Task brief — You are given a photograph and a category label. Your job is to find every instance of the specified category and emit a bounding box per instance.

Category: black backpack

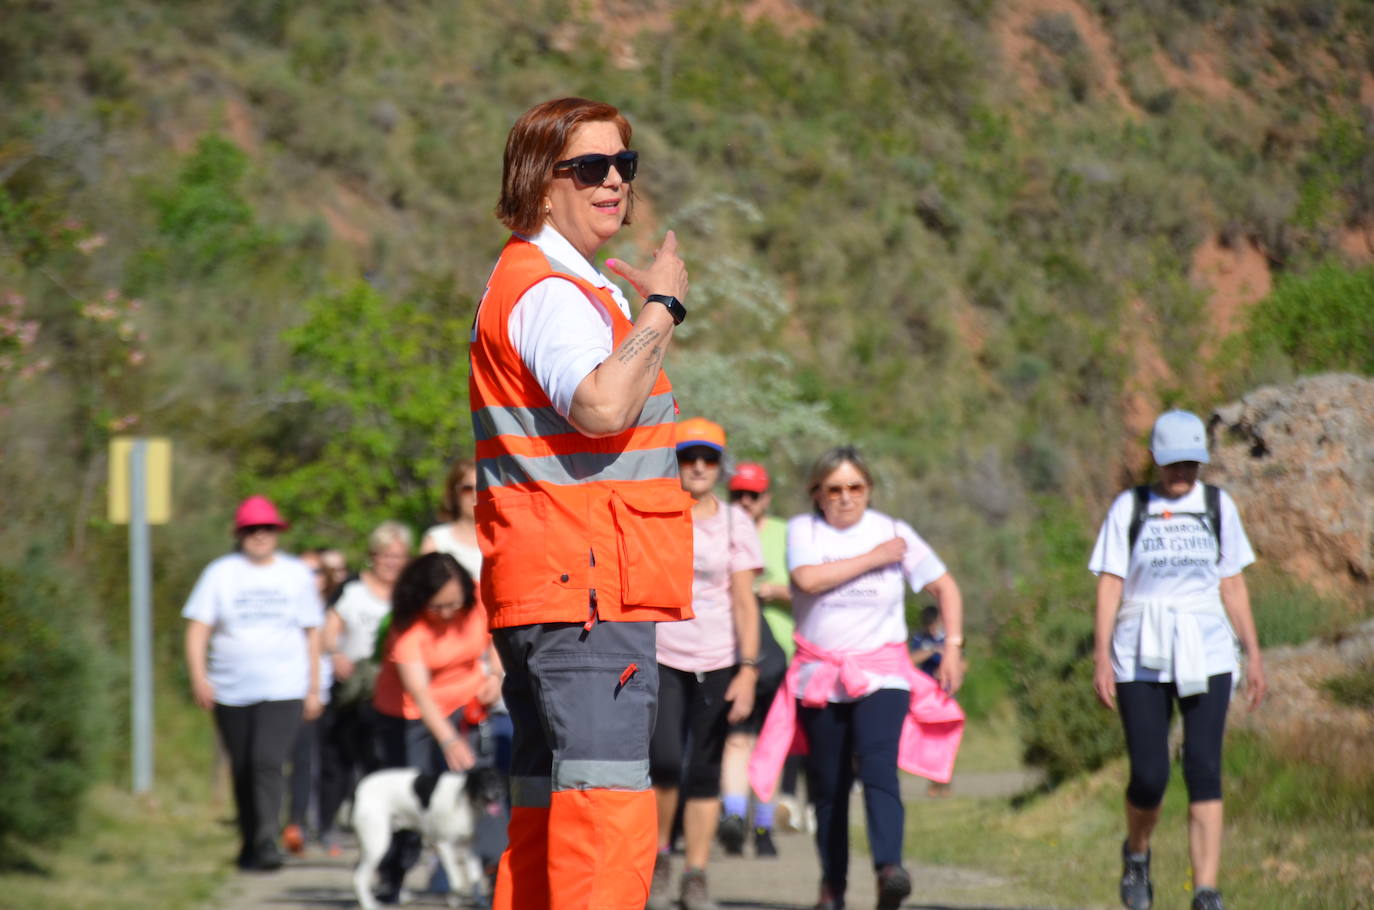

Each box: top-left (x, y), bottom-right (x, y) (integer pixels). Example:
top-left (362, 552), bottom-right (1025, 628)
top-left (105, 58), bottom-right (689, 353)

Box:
top-left (1127, 483), bottom-right (1222, 563)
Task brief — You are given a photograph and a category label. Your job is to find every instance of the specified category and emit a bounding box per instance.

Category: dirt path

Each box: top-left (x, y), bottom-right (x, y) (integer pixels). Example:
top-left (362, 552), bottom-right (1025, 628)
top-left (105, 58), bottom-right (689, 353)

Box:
top-left (202, 770), bottom-right (1068, 910)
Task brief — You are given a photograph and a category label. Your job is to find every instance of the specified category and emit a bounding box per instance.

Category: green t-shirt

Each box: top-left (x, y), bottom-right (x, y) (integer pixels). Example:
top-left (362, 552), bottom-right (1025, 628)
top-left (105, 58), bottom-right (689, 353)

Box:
top-left (757, 515), bottom-right (795, 661)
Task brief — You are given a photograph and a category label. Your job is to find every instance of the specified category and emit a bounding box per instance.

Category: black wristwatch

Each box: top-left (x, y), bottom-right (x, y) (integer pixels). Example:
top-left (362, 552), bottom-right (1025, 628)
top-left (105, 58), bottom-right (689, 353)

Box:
top-left (645, 294), bottom-right (686, 325)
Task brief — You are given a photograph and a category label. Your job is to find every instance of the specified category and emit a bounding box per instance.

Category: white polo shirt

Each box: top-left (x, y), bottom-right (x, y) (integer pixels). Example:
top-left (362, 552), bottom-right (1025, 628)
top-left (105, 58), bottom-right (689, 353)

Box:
top-left (508, 225), bottom-right (633, 417)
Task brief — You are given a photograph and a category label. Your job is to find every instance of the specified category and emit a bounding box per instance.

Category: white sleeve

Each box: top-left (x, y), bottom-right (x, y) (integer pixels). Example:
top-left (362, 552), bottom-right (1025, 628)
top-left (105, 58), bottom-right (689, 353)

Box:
top-left (896, 520), bottom-right (947, 592)
top-left (1217, 490), bottom-right (1256, 578)
top-left (508, 277), bottom-right (615, 418)
top-left (786, 515), bottom-right (823, 571)
top-left (1089, 491), bottom-right (1133, 577)
top-left (181, 561), bottom-right (221, 624)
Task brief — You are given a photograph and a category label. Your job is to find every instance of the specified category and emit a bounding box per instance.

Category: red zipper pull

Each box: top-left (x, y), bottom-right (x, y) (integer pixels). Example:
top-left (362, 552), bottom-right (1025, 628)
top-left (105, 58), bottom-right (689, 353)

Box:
top-left (619, 663), bottom-right (639, 686)
top-left (584, 590), bottom-right (599, 632)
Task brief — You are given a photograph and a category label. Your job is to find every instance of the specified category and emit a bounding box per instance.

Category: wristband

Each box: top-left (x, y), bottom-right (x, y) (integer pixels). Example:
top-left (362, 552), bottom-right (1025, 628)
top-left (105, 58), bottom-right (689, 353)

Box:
top-left (945, 636), bottom-right (964, 647)
top-left (739, 656), bottom-right (760, 668)
top-left (645, 294), bottom-right (686, 325)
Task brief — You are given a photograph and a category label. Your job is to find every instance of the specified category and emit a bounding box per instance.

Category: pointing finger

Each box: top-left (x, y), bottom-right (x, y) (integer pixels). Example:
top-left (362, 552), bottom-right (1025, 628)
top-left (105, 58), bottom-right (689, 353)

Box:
top-left (658, 230), bottom-right (677, 255)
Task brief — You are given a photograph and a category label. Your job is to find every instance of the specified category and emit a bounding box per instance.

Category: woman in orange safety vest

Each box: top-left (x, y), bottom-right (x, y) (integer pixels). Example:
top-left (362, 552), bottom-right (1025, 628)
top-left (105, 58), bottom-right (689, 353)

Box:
top-left (470, 96), bottom-right (695, 910)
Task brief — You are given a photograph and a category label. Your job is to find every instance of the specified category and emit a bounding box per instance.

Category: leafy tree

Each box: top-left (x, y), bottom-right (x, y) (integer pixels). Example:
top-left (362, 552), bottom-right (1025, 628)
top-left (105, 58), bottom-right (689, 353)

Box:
top-left (247, 281), bottom-right (475, 550)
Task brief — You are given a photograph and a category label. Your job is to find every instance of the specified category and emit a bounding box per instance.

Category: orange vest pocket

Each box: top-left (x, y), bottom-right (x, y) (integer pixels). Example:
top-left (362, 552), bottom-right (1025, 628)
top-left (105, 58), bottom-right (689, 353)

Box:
top-left (476, 495), bottom-right (549, 607)
top-left (609, 487), bottom-right (694, 608)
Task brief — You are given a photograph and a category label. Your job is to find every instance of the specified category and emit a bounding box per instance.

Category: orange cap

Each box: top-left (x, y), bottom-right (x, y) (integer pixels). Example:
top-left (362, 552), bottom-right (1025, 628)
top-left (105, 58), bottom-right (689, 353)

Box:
top-left (674, 417), bottom-right (725, 452)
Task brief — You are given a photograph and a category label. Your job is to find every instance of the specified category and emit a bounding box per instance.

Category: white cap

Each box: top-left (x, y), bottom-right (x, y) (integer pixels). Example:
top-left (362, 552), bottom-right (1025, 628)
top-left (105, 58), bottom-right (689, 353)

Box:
top-left (1151, 410), bottom-right (1209, 466)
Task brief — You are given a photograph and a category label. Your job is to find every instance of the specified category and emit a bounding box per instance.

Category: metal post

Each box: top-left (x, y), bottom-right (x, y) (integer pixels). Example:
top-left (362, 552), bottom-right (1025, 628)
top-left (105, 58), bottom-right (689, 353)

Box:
top-left (129, 439), bottom-right (154, 793)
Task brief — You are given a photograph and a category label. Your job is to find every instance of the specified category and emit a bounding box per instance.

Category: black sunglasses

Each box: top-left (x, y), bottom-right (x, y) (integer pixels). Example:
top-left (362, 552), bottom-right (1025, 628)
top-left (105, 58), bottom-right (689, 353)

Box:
top-left (239, 524), bottom-right (281, 536)
top-left (677, 446), bottom-right (721, 466)
top-left (553, 151), bottom-right (638, 185)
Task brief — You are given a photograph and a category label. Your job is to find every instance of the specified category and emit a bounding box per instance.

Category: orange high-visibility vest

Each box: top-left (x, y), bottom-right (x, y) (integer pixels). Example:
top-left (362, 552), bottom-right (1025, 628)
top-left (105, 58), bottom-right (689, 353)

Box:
top-left (469, 236), bottom-right (694, 629)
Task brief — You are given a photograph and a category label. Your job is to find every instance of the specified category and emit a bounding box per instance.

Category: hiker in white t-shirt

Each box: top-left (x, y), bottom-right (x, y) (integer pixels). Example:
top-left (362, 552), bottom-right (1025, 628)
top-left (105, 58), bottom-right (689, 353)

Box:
top-left (182, 495), bottom-right (323, 872)
top-left (787, 446), bottom-right (965, 910)
top-left (1090, 410), bottom-right (1267, 910)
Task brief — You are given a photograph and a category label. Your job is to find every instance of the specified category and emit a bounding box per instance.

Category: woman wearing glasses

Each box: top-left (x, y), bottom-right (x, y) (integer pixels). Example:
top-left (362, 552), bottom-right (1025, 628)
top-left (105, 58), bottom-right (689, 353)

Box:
top-left (749, 447), bottom-right (966, 910)
top-left (421, 458), bottom-right (482, 580)
top-left (471, 97), bottom-right (694, 910)
top-left (648, 418), bottom-right (761, 910)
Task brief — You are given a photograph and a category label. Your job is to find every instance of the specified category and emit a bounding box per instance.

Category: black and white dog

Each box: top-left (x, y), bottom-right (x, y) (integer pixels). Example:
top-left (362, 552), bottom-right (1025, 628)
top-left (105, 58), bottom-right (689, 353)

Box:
top-left (351, 765), bottom-right (505, 910)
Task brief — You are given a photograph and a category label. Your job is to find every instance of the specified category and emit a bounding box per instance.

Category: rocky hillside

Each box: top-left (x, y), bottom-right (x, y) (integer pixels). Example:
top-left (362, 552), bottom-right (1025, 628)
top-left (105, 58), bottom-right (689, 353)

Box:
top-left (1209, 373), bottom-right (1374, 595)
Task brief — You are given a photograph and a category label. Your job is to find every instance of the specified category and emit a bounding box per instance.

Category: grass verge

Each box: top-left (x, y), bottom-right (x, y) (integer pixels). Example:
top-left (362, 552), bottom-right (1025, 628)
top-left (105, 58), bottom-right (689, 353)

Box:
top-left (0, 687), bottom-right (233, 910)
top-left (901, 723), bottom-right (1374, 909)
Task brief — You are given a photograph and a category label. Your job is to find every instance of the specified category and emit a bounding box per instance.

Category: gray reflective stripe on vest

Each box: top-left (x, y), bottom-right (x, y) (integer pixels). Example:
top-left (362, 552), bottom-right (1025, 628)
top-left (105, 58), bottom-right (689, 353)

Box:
top-left (473, 391), bottom-right (675, 444)
top-left (478, 446), bottom-right (675, 489)
top-left (553, 758), bottom-right (651, 792)
top-left (509, 775), bottom-right (552, 809)
top-left (473, 402), bottom-right (572, 443)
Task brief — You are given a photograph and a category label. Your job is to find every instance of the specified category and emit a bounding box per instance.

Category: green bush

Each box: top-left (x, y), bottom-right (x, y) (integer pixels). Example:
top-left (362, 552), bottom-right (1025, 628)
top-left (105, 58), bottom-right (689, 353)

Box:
top-left (1236, 261), bottom-right (1374, 376)
top-left (996, 501), bottom-right (1122, 782)
top-left (0, 561), bottom-right (113, 868)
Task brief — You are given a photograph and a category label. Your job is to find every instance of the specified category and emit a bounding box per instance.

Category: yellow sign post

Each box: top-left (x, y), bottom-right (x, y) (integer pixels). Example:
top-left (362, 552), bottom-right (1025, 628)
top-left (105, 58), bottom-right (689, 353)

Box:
top-left (109, 436), bottom-right (171, 794)
top-left (108, 436), bottom-right (171, 524)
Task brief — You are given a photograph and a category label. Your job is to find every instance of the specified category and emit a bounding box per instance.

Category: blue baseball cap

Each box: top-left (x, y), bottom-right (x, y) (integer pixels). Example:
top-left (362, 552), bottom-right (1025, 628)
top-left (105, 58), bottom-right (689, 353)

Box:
top-left (1151, 410), bottom-right (1209, 466)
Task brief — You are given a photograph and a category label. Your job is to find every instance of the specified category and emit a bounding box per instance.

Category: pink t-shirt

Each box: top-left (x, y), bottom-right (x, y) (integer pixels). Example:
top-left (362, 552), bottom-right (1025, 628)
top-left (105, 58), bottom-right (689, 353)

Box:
top-left (656, 499), bottom-right (763, 672)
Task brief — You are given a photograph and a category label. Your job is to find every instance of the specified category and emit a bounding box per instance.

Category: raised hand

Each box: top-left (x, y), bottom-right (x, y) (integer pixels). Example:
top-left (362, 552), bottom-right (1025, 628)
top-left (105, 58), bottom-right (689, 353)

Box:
top-left (606, 230), bottom-right (689, 302)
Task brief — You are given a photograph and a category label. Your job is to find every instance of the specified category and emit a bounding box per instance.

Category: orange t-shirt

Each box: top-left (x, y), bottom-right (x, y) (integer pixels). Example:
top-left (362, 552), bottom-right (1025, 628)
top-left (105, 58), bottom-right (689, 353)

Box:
top-left (372, 603), bottom-right (490, 720)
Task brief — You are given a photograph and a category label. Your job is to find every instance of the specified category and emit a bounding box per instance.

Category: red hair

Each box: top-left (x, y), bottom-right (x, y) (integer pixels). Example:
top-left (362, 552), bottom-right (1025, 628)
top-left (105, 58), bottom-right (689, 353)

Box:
top-left (496, 97), bottom-right (635, 234)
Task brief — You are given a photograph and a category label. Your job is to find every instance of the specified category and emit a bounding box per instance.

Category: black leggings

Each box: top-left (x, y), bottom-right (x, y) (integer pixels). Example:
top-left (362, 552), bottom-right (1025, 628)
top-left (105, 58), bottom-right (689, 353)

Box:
top-left (650, 665), bottom-right (734, 799)
top-left (1117, 673), bottom-right (1232, 809)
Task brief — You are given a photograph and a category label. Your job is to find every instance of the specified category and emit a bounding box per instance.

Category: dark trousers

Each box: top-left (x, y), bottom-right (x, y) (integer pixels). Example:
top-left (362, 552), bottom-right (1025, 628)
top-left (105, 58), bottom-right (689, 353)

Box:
top-left (287, 714), bottom-right (319, 830)
top-left (317, 691), bottom-right (378, 840)
top-left (1118, 673), bottom-right (1232, 808)
top-left (214, 699), bottom-right (303, 859)
top-left (798, 688), bottom-right (909, 899)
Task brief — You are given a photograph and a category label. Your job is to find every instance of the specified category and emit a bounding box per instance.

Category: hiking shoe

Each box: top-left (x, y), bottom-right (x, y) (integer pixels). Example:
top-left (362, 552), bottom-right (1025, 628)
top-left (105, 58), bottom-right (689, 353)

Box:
top-left (679, 867), bottom-right (719, 910)
top-left (1120, 840), bottom-right (1152, 910)
top-left (247, 840), bottom-right (283, 872)
top-left (875, 864), bottom-right (912, 910)
top-left (718, 812), bottom-right (747, 855)
top-left (753, 826), bottom-right (778, 858)
top-left (816, 879), bottom-right (843, 910)
top-left (1191, 888), bottom-right (1225, 910)
top-left (281, 823), bottom-right (305, 855)
top-left (646, 852), bottom-right (673, 910)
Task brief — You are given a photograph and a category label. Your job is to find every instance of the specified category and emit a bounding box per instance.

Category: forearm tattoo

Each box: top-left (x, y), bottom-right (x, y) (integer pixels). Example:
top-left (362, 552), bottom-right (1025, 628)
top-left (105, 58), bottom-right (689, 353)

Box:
top-left (616, 327), bottom-right (663, 367)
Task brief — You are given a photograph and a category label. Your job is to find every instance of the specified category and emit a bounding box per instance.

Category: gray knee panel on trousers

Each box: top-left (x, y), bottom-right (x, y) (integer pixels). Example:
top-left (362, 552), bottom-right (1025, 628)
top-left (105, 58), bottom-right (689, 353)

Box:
top-left (494, 619), bottom-right (658, 805)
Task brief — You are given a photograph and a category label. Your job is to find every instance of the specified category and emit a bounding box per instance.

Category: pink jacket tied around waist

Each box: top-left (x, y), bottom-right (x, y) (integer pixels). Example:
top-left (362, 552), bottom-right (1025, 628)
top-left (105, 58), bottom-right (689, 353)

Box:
top-left (748, 636), bottom-right (965, 802)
